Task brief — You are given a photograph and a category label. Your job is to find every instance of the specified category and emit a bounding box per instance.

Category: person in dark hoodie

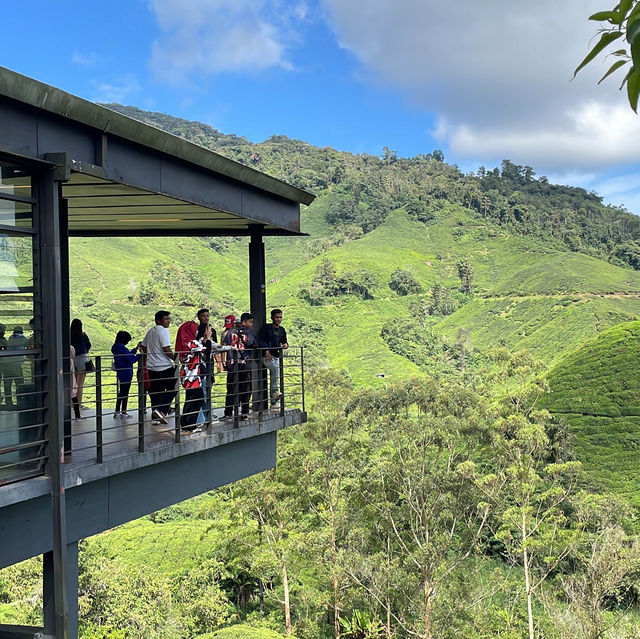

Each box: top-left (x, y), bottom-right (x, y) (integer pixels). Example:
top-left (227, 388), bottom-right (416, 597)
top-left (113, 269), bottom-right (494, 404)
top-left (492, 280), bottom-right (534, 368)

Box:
top-left (222, 312), bottom-right (257, 420)
top-left (111, 331), bottom-right (140, 419)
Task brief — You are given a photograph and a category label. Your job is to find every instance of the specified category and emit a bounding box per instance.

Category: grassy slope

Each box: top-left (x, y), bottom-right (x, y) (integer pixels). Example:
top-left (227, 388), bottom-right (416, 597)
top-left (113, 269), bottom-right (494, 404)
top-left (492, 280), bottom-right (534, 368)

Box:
top-left (69, 201), bottom-right (640, 383)
top-left (268, 205), bottom-right (640, 380)
top-left (541, 321), bottom-right (640, 506)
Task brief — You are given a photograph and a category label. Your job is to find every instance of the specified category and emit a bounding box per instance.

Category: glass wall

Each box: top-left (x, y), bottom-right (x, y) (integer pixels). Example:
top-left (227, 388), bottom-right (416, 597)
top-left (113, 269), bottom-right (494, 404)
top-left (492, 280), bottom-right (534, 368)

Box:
top-left (0, 160), bottom-right (43, 484)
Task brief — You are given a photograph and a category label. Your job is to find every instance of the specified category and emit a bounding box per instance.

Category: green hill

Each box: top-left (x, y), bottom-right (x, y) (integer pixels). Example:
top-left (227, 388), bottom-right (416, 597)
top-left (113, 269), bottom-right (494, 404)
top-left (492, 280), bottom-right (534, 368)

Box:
top-left (9, 104), bottom-right (640, 639)
top-left (541, 321), bottom-right (640, 506)
top-left (71, 196), bottom-right (640, 377)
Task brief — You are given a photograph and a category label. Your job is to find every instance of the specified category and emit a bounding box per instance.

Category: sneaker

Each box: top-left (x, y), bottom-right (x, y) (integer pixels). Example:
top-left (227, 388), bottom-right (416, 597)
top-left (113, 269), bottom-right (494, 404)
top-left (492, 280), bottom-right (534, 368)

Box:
top-left (151, 420), bottom-right (161, 425)
top-left (113, 412), bottom-right (121, 419)
top-left (239, 414), bottom-right (249, 421)
top-left (272, 392), bottom-right (283, 402)
top-left (120, 412), bottom-right (133, 419)
top-left (220, 414), bottom-right (233, 421)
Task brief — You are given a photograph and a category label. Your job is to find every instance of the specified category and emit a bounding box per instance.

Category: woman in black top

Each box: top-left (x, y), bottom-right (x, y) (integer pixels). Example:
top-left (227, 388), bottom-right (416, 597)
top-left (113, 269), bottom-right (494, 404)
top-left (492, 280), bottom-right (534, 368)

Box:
top-left (70, 318), bottom-right (91, 411)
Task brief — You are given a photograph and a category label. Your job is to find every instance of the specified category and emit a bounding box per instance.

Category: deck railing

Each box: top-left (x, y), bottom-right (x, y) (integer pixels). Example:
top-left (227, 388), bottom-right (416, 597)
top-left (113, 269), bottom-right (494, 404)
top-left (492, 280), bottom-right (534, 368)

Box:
top-left (0, 347), bottom-right (304, 486)
top-left (0, 352), bottom-right (48, 486)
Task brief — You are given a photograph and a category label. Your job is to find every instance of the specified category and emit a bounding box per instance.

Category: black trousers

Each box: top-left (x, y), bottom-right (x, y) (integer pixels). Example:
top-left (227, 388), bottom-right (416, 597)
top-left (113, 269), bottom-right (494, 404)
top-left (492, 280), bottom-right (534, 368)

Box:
top-left (148, 366), bottom-right (176, 415)
top-left (181, 387), bottom-right (204, 428)
top-left (224, 366), bottom-right (252, 416)
top-left (115, 381), bottom-right (131, 413)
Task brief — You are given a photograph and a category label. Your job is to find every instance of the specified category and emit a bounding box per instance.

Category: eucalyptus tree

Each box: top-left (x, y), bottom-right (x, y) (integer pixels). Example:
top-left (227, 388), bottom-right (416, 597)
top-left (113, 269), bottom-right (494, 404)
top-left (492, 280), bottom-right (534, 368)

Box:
top-left (480, 350), bottom-right (582, 639)
top-left (343, 378), bottom-right (494, 639)
top-left (298, 369), bottom-right (362, 638)
top-left (562, 493), bottom-right (640, 639)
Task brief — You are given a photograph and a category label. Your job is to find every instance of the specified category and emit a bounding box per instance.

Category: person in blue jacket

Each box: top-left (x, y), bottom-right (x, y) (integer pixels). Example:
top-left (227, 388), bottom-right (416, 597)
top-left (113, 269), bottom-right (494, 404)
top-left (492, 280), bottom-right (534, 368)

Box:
top-left (111, 331), bottom-right (140, 419)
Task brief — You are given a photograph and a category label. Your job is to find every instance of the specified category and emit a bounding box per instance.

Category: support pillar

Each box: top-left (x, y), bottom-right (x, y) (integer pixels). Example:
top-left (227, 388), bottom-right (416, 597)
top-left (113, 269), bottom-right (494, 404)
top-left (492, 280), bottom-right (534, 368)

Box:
top-left (40, 160), bottom-right (70, 639)
top-left (248, 225), bottom-right (266, 331)
top-left (249, 226), bottom-right (267, 411)
top-left (43, 542), bottom-right (78, 639)
top-left (59, 197), bottom-right (71, 454)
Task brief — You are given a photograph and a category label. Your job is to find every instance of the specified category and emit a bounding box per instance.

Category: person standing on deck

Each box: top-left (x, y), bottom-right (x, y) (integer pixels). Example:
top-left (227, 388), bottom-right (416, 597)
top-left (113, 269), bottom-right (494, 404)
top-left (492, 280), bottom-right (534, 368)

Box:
top-left (111, 330), bottom-right (140, 420)
top-left (141, 310), bottom-right (176, 425)
top-left (195, 308), bottom-right (222, 423)
top-left (69, 319), bottom-right (91, 411)
top-left (222, 313), bottom-right (257, 420)
top-left (257, 308), bottom-right (289, 410)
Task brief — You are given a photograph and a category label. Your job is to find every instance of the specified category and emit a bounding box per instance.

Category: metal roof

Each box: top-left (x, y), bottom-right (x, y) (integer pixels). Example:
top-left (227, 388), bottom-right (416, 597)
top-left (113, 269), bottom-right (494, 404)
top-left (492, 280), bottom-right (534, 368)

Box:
top-left (0, 67), bottom-right (315, 237)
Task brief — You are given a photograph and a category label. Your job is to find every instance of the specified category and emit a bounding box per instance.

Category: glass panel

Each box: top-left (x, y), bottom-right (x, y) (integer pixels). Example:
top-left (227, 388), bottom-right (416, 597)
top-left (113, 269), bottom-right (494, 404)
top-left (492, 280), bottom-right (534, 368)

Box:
top-left (0, 232), bottom-right (34, 371)
top-left (0, 199), bottom-right (32, 228)
top-left (0, 162), bottom-right (32, 199)
top-left (0, 229), bottom-right (40, 484)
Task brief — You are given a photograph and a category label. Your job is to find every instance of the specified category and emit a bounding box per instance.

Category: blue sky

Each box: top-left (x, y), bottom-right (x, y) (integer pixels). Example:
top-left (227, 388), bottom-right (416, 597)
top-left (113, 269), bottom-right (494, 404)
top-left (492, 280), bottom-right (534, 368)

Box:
top-left (4, 0), bottom-right (640, 212)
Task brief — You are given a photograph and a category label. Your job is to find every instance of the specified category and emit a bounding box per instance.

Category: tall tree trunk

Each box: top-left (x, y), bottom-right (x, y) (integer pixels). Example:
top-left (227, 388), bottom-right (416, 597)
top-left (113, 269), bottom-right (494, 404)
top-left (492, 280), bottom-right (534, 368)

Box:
top-left (258, 516), bottom-right (264, 613)
top-left (522, 510), bottom-right (535, 639)
top-left (331, 507), bottom-right (340, 638)
top-left (386, 595), bottom-right (392, 639)
top-left (281, 547), bottom-right (292, 635)
top-left (423, 570), bottom-right (432, 639)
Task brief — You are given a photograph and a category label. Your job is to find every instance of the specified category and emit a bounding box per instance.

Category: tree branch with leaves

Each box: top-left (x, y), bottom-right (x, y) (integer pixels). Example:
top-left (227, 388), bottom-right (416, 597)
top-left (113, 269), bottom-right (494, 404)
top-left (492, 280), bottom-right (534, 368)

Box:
top-left (575, 0), bottom-right (640, 111)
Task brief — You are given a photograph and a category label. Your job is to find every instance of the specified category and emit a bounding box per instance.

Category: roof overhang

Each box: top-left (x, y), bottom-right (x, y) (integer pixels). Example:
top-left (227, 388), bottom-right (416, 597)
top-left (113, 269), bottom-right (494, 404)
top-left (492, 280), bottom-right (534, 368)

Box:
top-left (0, 67), bottom-right (315, 237)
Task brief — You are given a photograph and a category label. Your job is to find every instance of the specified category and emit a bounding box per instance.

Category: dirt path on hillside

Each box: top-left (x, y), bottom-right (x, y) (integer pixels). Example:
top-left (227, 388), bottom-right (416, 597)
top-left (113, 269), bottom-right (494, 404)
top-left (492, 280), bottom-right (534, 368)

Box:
top-left (476, 292), bottom-right (640, 302)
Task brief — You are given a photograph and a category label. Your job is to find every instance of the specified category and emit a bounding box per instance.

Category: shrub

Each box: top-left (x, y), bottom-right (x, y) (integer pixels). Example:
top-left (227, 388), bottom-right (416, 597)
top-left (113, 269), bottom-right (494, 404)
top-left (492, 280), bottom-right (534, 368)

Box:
top-left (389, 268), bottom-right (422, 296)
top-left (81, 287), bottom-right (98, 307)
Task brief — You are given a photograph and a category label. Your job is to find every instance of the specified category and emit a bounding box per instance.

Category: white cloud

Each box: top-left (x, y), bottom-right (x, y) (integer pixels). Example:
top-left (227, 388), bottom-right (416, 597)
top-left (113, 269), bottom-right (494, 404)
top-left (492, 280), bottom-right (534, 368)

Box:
top-left (72, 51), bottom-right (98, 66)
top-left (438, 102), bottom-right (640, 171)
top-left (92, 74), bottom-right (140, 104)
top-left (322, 0), bottom-right (640, 171)
top-left (148, 0), bottom-right (305, 85)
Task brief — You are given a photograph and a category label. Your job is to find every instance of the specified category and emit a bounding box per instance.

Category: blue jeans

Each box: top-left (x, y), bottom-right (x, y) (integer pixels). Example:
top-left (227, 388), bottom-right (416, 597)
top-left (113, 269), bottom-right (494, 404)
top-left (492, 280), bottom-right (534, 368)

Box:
top-left (197, 373), bottom-right (209, 424)
top-left (263, 357), bottom-right (280, 403)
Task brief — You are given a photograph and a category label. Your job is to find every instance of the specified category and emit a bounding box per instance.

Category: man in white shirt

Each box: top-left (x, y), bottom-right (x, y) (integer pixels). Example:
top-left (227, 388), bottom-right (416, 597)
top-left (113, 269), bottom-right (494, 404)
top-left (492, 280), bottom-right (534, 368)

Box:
top-left (141, 310), bottom-right (176, 424)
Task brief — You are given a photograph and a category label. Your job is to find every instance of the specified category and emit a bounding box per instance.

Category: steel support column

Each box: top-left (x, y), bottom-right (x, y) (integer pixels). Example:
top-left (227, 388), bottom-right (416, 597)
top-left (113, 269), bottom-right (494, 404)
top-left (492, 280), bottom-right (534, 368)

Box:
top-left (40, 167), bottom-right (70, 639)
top-left (43, 542), bottom-right (78, 638)
top-left (249, 225), bottom-right (267, 411)
top-left (248, 225), bottom-right (266, 330)
top-left (59, 197), bottom-right (71, 454)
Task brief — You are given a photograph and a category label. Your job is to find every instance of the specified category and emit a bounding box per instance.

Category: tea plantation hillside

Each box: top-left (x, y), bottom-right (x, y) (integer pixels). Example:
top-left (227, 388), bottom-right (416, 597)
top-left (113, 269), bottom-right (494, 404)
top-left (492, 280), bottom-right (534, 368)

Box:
top-left (71, 203), bottom-right (640, 383)
top-left (542, 321), bottom-right (640, 506)
top-left (9, 103), bottom-right (640, 639)
top-left (67, 105), bottom-right (640, 382)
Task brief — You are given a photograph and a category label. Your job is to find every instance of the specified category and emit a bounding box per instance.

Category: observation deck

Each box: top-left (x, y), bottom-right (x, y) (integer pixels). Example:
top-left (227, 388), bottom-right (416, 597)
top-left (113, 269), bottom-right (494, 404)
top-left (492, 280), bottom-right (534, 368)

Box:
top-left (0, 66), bottom-right (314, 639)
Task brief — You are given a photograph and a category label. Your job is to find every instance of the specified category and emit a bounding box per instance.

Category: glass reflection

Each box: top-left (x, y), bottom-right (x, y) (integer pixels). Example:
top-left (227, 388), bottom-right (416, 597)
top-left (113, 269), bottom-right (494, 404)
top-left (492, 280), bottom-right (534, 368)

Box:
top-left (0, 163), bottom-right (31, 199)
top-left (0, 162), bottom-right (38, 482)
top-left (0, 200), bottom-right (32, 228)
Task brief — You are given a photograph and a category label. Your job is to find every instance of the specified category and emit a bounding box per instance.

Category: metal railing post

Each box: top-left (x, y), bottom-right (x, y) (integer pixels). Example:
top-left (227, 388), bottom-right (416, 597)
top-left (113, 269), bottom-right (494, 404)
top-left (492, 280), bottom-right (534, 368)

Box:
top-left (206, 366), bottom-right (213, 434)
top-left (95, 356), bottom-right (102, 463)
top-left (300, 346), bottom-right (305, 413)
top-left (233, 360), bottom-right (240, 428)
top-left (174, 371), bottom-right (181, 443)
top-left (279, 352), bottom-right (285, 417)
top-left (137, 354), bottom-right (145, 452)
top-left (257, 352), bottom-right (264, 422)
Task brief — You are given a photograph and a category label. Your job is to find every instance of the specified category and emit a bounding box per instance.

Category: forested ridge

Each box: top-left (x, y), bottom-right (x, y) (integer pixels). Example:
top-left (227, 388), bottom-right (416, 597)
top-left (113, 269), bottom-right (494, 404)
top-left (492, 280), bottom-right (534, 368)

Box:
top-left (3, 106), bottom-right (640, 638)
top-left (106, 104), bottom-right (640, 271)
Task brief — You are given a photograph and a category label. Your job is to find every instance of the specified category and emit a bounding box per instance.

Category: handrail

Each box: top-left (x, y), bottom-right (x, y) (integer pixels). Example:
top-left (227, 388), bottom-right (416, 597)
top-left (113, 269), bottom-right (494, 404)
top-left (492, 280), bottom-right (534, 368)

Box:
top-left (0, 347), bottom-right (306, 488)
